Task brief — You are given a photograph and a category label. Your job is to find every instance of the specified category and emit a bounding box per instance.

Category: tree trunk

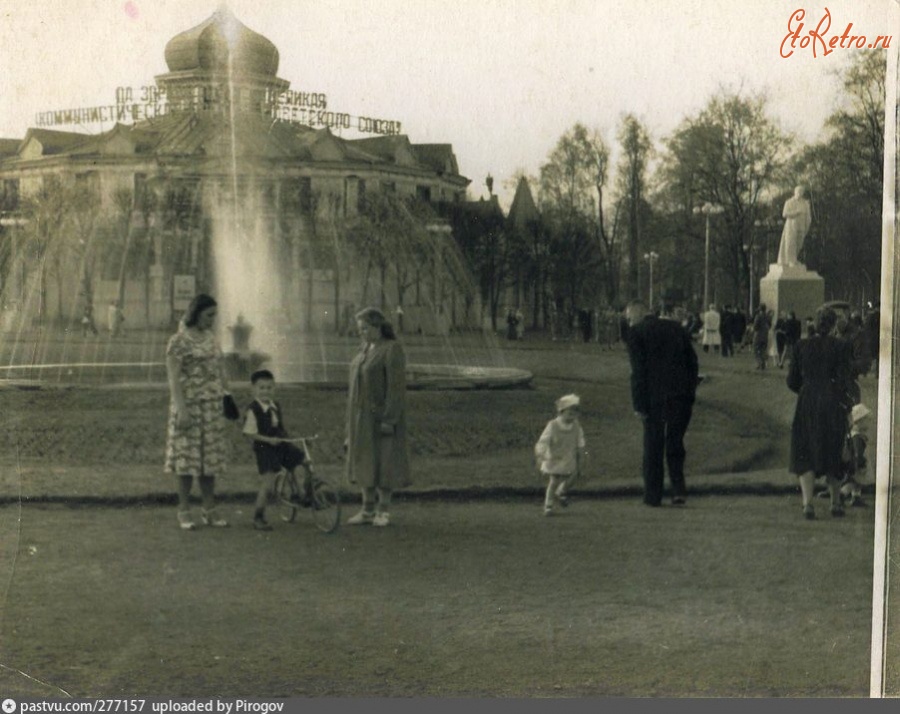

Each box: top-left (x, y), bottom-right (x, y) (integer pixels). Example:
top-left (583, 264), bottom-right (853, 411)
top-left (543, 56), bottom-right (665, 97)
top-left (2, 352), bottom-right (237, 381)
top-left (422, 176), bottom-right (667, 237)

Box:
top-left (306, 256), bottom-right (315, 332)
top-left (54, 260), bottom-right (64, 325)
top-left (361, 258), bottom-right (372, 306)
top-left (37, 260), bottom-right (47, 326)
top-left (115, 211), bottom-right (134, 309)
top-left (333, 267), bottom-right (341, 334)
top-left (490, 281), bottom-right (500, 332)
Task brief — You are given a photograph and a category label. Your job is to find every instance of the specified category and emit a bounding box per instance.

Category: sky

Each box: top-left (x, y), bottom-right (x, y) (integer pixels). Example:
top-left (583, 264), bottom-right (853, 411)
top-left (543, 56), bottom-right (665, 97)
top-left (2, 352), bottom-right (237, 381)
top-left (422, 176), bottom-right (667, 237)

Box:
top-left (0, 0), bottom-right (896, 208)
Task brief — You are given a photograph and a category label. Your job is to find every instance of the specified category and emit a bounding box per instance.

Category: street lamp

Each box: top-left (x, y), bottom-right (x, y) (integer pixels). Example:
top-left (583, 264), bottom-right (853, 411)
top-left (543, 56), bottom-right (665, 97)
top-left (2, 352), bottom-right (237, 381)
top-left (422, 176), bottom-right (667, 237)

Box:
top-left (742, 242), bottom-right (758, 316)
top-left (693, 202), bottom-right (723, 310)
top-left (643, 251), bottom-right (659, 309)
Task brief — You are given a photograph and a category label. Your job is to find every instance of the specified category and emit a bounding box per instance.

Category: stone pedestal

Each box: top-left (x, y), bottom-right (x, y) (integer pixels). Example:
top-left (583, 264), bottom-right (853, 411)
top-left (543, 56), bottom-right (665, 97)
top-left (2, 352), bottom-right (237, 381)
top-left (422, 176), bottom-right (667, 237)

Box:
top-left (759, 264), bottom-right (825, 354)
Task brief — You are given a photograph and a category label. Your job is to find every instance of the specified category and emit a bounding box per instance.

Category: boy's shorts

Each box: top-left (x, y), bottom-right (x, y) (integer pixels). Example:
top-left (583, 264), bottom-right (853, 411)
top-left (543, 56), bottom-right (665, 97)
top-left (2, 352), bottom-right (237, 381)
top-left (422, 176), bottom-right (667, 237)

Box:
top-left (256, 442), bottom-right (306, 476)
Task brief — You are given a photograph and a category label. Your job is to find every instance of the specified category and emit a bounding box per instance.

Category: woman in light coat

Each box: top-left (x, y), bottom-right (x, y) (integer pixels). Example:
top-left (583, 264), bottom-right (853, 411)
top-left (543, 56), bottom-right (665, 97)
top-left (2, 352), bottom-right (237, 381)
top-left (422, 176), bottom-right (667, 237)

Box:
top-left (345, 307), bottom-right (411, 527)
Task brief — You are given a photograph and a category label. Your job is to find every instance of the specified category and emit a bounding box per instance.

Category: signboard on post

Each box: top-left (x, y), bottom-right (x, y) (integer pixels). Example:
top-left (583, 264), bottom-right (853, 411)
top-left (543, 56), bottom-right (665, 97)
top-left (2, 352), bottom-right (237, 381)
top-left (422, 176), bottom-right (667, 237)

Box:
top-left (173, 275), bottom-right (196, 311)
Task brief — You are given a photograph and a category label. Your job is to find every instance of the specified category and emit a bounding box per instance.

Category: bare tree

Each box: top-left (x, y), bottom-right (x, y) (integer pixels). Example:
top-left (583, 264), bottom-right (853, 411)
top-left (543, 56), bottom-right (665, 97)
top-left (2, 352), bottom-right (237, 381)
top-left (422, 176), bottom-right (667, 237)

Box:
top-left (20, 177), bottom-right (69, 325)
top-left (795, 50), bottom-right (885, 302)
top-left (539, 123), bottom-right (607, 317)
top-left (615, 114), bottom-right (652, 300)
top-left (657, 91), bottom-right (788, 308)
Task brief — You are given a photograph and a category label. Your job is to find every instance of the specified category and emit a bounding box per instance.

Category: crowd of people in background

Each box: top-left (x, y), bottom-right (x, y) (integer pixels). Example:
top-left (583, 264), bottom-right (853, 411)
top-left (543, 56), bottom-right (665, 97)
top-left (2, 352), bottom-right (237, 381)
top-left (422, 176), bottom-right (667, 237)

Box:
top-left (500, 300), bottom-right (879, 379)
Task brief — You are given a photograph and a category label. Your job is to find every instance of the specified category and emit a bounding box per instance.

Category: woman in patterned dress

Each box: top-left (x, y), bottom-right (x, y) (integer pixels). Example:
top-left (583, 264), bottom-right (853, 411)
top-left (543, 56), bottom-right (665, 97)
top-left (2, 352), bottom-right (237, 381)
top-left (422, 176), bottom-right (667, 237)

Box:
top-left (165, 294), bottom-right (232, 530)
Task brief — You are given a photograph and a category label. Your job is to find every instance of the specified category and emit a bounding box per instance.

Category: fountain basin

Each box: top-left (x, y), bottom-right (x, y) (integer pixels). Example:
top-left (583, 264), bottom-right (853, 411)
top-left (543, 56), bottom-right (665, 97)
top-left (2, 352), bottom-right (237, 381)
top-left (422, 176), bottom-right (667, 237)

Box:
top-left (0, 361), bottom-right (533, 390)
top-left (266, 362), bottom-right (533, 390)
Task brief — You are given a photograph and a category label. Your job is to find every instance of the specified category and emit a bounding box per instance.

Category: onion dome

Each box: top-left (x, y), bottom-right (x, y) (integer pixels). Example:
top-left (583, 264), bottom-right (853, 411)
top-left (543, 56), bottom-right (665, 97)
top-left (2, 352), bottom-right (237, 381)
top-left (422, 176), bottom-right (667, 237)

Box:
top-left (164, 8), bottom-right (279, 76)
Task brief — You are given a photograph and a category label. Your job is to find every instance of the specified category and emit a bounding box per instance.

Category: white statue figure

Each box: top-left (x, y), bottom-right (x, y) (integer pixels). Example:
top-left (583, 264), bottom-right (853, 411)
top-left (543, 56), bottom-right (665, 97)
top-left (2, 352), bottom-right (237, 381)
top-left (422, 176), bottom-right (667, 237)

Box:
top-left (776, 186), bottom-right (812, 267)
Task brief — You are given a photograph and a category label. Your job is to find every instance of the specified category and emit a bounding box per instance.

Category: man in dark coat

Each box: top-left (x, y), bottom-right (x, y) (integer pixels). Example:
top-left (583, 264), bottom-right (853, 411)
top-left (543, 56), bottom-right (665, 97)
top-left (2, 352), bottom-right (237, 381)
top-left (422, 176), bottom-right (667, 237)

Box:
top-left (625, 299), bottom-right (700, 507)
top-left (734, 309), bottom-right (748, 351)
top-left (720, 306), bottom-right (734, 357)
top-left (784, 311), bottom-right (802, 360)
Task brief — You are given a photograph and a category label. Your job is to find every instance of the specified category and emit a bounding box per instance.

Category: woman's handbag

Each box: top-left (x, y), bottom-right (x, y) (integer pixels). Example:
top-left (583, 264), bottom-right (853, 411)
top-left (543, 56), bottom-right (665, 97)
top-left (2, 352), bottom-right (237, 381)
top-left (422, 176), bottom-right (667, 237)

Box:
top-left (223, 393), bottom-right (240, 421)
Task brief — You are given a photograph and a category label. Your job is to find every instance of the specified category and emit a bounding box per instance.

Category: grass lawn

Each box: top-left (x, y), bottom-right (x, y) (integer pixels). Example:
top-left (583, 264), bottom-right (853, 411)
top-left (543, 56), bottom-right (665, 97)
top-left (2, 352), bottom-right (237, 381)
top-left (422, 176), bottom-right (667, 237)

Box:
top-left (6, 331), bottom-right (876, 499)
top-left (0, 496), bottom-right (874, 697)
top-left (0, 331), bottom-right (881, 697)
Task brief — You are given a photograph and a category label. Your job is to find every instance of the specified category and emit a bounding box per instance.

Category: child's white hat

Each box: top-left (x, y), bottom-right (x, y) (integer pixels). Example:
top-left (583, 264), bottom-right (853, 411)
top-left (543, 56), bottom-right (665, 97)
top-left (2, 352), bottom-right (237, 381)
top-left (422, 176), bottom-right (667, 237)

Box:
top-left (851, 403), bottom-right (871, 422)
top-left (556, 393), bottom-right (581, 412)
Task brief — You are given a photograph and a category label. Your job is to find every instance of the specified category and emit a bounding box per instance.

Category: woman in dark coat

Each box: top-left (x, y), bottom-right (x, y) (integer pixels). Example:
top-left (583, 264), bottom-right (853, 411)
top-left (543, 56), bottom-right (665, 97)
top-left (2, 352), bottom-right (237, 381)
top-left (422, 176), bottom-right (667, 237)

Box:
top-left (752, 305), bottom-right (771, 370)
top-left (787, 307), bottom-right (852, 519)
top-left (774, 312), bottom-right (789, 368)
top-left (345, 307), bottom-right (411, 527)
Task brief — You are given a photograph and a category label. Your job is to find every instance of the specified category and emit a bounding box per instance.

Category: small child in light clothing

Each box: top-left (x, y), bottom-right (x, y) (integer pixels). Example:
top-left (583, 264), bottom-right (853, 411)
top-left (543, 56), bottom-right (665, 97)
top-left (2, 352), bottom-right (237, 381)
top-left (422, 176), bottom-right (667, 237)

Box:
top-left (535, 393), bottom-right (587, 516)
top-left (243, 369), bottom-right (310, 531)
top-left (841, 402), bottom-right (871, 506)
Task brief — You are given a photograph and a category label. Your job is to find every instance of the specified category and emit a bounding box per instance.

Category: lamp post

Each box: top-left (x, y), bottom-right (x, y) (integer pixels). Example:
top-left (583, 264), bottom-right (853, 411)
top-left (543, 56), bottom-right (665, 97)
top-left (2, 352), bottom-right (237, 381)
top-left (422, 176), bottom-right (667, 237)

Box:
top-left (743, 242), bottom-right (756, 316)
top-left (643, 251), bottom-right (659, 309)
top-left (693, 203), bottom-right (723, 311)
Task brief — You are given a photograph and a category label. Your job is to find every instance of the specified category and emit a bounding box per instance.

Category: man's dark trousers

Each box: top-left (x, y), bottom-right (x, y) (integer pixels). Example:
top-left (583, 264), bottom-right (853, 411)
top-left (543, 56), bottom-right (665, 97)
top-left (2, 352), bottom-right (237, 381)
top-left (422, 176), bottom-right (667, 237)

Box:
top-left (642, 395), bottom-right (694, 505)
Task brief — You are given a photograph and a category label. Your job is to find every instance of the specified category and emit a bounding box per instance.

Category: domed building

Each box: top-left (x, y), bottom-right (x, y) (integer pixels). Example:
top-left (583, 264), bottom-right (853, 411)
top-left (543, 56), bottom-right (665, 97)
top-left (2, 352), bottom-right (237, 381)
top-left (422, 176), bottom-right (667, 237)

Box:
top-left (0, 9), bottom-right (472, 332)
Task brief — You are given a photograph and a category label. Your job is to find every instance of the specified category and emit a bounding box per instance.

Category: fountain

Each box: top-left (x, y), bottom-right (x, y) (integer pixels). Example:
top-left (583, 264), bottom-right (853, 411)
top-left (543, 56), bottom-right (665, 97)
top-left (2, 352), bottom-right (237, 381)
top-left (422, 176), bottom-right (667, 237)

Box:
top-left (0, 8), bottom-right (532, 393)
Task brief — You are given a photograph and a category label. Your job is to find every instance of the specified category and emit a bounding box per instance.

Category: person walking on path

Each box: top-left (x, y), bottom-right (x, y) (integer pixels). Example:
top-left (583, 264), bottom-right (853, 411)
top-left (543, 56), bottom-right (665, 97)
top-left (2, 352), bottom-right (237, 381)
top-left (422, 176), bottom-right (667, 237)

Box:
top-left (701, 304), bottom-right (721, 354)
top-left (752, 305), bottom-right (772, 370)
top-left (774, 311), bottom-right (789, 368)
top-left (720, 306), bottom-right (734, 358)
top-left (535, 394), bottom-right (587, 516)
top-left (784, 311), bottom-right (802, 366)
top-left (345, 307), bottom-right (411, 527)
top-left (579, 308), bottom-right (593, 343)
top-left (734, 308), bottom-right (748, 351)
top-left (164, 294), bottom-right (232, 530)
top-left (506, 308), bottom-right (519, 341)
top-left (625, 299), bottom-right (699, 507)
top-left (787, 307), bottom-right (853, 520)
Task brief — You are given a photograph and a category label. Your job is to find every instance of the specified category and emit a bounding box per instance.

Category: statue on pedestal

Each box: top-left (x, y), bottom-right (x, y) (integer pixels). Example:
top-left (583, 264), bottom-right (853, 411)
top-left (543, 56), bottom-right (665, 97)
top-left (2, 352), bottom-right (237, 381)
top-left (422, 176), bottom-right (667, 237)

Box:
top-left (776, 186), bottom-right (812, 267)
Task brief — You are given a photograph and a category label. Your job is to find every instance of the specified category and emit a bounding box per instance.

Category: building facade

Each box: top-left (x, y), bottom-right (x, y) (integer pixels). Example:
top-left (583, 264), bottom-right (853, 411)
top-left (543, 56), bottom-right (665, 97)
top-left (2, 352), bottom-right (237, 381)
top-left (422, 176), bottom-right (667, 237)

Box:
top-left (0, 9), bottom-right (473, 334)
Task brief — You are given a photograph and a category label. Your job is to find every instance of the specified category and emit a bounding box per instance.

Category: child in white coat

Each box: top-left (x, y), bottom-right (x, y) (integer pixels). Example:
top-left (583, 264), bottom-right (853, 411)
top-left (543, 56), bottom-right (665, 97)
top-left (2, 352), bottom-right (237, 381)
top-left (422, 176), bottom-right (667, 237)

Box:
top-left (535, 394), bottom-right (587, 516)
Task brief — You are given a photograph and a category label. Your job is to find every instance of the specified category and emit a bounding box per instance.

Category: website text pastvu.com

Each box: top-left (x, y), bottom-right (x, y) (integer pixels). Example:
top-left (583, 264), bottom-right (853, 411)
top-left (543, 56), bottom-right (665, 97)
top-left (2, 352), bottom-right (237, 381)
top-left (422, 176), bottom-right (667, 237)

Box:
top-left (17, 702), bottom-right (284, 714)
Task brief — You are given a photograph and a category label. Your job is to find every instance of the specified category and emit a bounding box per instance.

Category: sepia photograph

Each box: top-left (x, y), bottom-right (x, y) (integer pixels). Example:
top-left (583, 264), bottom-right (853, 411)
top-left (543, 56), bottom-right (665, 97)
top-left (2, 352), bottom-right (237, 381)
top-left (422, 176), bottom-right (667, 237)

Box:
top-left (0, 0), bottom-right (897, 699)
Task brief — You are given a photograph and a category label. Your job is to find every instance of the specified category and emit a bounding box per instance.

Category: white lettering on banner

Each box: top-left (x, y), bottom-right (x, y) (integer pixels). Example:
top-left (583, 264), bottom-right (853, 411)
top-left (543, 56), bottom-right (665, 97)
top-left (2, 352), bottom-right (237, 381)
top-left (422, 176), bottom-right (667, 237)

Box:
top-left (276, 90), bottom-right (328, 109)
top-left (35, 85), bottom-right (402, 135)
top-left (358, 116), bottom-right (402, 135)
